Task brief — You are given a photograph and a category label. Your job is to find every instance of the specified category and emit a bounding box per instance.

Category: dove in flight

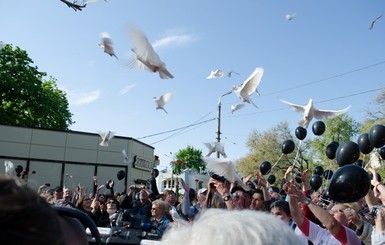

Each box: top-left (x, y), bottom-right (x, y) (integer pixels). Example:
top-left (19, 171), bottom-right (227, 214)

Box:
top-left (281, 98), bottom-right (351, 128)
top-left (4, 160), bottom-right (15, 175)
top-left (122, 149), bottom-right (135, 164)
top-left (285, 13), bottom-right (297, 21)
top-left (154, 92), bottom-right (174, 114)
top-left (231, 103), bottom-right (246, 114)
top-left (97, 130), bottom-right (115, 147)
top-left (128, 26), bottom-right (174, 79)
top-left (203, 157), bottom-right (250, 191)
top-left (227, 70), bottom-right (240, 78)
top-left (99, 32), bottom-right (118, 59)
top-left (206, 69), bottom-right (224, 79)
top-left (204, 142), bottom-right (227, 158)
top-left (369, 14), bottom-right (383, 30)
top-left (232, 67), bottom-right (264, 108)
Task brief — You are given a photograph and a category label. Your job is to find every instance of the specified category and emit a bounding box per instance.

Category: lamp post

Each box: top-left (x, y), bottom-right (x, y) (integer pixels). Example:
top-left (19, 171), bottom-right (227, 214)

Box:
top-left (216, 91), bottom-right (232, 158)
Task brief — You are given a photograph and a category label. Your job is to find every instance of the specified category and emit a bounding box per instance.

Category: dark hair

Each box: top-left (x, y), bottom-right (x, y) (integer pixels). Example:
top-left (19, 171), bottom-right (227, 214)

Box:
top-left (270, 200), bottom-right (291, 216)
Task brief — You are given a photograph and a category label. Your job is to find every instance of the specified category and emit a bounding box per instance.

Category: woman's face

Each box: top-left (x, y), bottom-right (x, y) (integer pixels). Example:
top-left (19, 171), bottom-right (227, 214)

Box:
top-left (251, 193), bottom-right (264, 210)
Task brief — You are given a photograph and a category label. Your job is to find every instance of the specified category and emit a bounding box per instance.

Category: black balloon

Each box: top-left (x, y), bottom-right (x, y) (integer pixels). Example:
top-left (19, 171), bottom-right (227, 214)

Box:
top-left (268, 175), bottom-right (276, 184)
top-left (15, 165), bottom-right (23, 174)
top-left (310, 174), bottom-right (323, 191)
top-left (282, 140), bottom-right (295, 154)
top-left (380, 147), bottom-right (385, 160)
top-left (323, 169), bottom-right (334, 180)
top-left (314, 166), bottom-right (324, 175)
top-left (357, 133), bottom-right (374, 154)
top-left (106, 180), bottom-right (112, 189)
top-left (260, 161), bottom-right (272, 175)
top-left (353, 159), bottom-right (364, 168)
top-left (336, 141), bottom-right (360, 167)
top-left (328, 164), bottom-right (371, 203)
top-left (295, 173), bottom-right (302, 183)
top-left (325, 141), bottom-right (339, 160)
top-left (312, 121), bottom-right (326, 136)
top-left (295, 126), bottom-right (307, 140)
top-left (117, 170), bottom-right (126, 180)
top-left (368, 124), bottom-right (385, 148)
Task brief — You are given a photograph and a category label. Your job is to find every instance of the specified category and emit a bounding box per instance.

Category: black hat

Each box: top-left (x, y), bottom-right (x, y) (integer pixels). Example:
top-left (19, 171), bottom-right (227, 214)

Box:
top-left (54, 186), bottom-right (63, 192)
top-left (230, 185), bottom-right (253, 198)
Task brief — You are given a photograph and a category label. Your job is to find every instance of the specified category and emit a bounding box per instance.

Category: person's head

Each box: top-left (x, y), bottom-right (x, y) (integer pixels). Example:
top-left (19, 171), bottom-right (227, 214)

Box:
top-left (63, 188), bottom-right (72, 200)
top-left (250, 189), bottom-right (265, 210)
top-left (197, 188), bottom-right (207, 203)
top-left (164, 189), bottom-right (176, 206)
top-left (151, 168), bottom-right (159, 178)
top-left (270, 200), bottom-right (292, 224)
top-left (106, 197), bottom-right (119, 214)
top-left (76, 196), bottom-right (92, 211)
top-left (329, 203), bottom-right (350, 226)
top-left (54, 186), bottom-right (63, 200)
top-left (0, 175), bottom-right (88, 245)
top-left (161, 209), bottom-right (302, 245)
top-left (151, 199), bottom-right (170, 220)
top-left (139, 189), bottom-right (149, 203)
top-left (231, 185), bottom-right (252, 209)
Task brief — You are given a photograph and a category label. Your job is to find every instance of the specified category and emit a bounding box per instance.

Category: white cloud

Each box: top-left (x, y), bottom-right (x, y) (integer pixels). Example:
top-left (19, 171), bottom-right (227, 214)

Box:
top-left (67, 89), bottom-right (101, 106)
top-left (119, 83), bottom-right (136, 95)
top-left (152, 33), bottom-right (199, 49)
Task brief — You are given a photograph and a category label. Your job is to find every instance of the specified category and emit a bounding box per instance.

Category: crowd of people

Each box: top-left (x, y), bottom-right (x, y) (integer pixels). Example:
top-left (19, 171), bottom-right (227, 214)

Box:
top-left (2, 164), bottom-right (385, 245)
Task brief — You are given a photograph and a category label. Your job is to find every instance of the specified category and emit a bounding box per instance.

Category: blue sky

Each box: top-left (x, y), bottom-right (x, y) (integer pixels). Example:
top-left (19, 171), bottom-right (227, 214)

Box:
top-left (1, 1), bottom-right (384, 169)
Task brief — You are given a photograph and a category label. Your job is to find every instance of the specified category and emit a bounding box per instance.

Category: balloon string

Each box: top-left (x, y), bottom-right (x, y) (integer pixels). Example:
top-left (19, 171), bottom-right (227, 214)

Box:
top-left (293, 140), bottom-right (303, 167)
top-left (116, 181), bottom-right (121, 194)
top-left (267, 153), bottom-right (284, 175)
top-left (323, 160), bottom-right (333, 189)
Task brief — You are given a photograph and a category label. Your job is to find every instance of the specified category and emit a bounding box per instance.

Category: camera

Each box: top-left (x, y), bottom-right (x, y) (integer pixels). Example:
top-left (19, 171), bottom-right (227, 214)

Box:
top-left (370, 205), bottom-right (383, 218)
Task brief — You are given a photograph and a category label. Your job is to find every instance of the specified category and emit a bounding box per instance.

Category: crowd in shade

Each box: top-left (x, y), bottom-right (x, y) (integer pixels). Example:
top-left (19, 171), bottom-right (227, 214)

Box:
top-left (2, 123), bottom-right (385, 244)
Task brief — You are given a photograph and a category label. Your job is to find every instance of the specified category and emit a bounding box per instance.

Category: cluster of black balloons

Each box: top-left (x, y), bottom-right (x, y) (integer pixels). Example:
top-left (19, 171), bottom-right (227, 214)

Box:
top-left (308, 166), bottom-right (334, 191)
top-left (294, 121), bottom-right (326, 142)
top-left (324, 124), bottom-right (385, 203)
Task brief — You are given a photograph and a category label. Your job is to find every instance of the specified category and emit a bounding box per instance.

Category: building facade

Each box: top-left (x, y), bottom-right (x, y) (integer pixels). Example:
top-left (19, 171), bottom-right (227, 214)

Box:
top-left (0, 124), bottom-right (157, 195)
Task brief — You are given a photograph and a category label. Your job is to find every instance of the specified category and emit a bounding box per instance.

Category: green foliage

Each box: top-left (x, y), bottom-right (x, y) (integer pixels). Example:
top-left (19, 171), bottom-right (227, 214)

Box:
top-left (236, 121), bottom-right (298, 180)
top-left (173, 145), bottom-right (205, 175)
top-left (0, 44), bottom-right (73, 129)
top-left (308, 115), bottom-right (359, 164)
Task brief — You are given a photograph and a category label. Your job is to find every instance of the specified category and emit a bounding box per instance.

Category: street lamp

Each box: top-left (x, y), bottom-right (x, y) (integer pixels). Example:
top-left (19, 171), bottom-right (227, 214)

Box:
top-left (216, 91), bottom-right (232, 158)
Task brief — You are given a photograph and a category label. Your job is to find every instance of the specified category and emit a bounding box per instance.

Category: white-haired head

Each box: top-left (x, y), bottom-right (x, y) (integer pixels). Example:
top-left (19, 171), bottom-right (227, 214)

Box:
top-left (161, 209), bottom-right (301, 245)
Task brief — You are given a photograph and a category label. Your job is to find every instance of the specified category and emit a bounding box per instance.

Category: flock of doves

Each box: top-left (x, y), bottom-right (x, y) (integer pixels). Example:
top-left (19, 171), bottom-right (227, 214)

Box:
top-left (58, 1), bottom-right (381, 169)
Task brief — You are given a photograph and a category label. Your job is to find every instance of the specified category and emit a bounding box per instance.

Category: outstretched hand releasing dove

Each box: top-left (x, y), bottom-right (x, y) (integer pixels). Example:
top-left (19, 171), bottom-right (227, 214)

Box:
top-left (203, 157), bottom-right (250, 191)
top-left (97, 130), bottom-right (115, 147)
top-left (232, 67), bottom-right (264, 108)
top-left (281, 98), bottom-right (351, 128)
top-left (128, 26), bottom-right (174, 79)
top-left (99, 32), bottom-right (118, 59)
top-left (154, 92), bottom-right (174, 114)
top-left (206, 69), bottom-right (224, 79)
top-left (204, 142), bottom-right (227, 158)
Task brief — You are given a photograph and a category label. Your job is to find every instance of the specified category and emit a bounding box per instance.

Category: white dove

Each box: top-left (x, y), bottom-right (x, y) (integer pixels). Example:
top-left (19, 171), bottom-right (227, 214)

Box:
top-left (232, 67), bottom-right (264, 108)
top-left (154, 92), bottom-right (174, 114)
top-left (369, 14), bottom-right (383, 30)
top-left (128, 26), bottom-right (174, 79)
top-left (204, 142), bottom-right (227, 158)
top-left (4, 160), bottom-right (15, 175)
top-left (285, 13), bottom-right (297, 21)
top-left (206, 69), bottom-right (224, 79)
top-left (99, 32), bottom-right (118, 59)
top-left (231, 103), bottom-right (246, 114)
top-left (203, 157), bottom-right (250, 191)
top-left (97, 130), bottom-right (115, 147)
top-left (227, 70), bottom-right (240, 78)
top-left (122, 149), bottom-right (135, 164)
top-left (281, 98), bottom-right (351, 128)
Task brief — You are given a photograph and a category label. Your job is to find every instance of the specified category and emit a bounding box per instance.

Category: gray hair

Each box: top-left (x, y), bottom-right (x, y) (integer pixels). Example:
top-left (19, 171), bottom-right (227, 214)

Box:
top-left (161, 209), bottom-right (301, 245)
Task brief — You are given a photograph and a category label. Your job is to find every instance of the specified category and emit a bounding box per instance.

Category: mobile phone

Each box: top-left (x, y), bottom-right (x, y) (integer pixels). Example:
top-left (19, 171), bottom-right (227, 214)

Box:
top-left (45, 183), bottom-right (51, 187)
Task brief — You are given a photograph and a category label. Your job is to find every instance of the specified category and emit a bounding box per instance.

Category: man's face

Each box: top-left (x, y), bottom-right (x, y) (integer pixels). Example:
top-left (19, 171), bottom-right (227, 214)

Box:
top-left (165, 193), bottom-right (176, 205)
top-left (270, 207), bottom-right (291, 224)
top-left (233, 190), bottom-right (251, 209)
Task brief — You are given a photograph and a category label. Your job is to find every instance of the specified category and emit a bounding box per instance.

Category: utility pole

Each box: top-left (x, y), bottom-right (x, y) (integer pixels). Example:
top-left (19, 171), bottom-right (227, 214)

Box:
top-left (216, 91), bottom-right (232, 158)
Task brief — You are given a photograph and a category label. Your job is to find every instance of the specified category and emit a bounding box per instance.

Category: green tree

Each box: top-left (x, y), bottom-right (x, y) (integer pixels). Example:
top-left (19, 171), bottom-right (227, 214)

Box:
top-left (236, 121), bottom-right (298, 180)
top-left (173, 145), bottom-right (205, 175)
top-left (308, 115), bottom-right (359, 165)
top-left (0, 44), bottom-right (73, 129)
